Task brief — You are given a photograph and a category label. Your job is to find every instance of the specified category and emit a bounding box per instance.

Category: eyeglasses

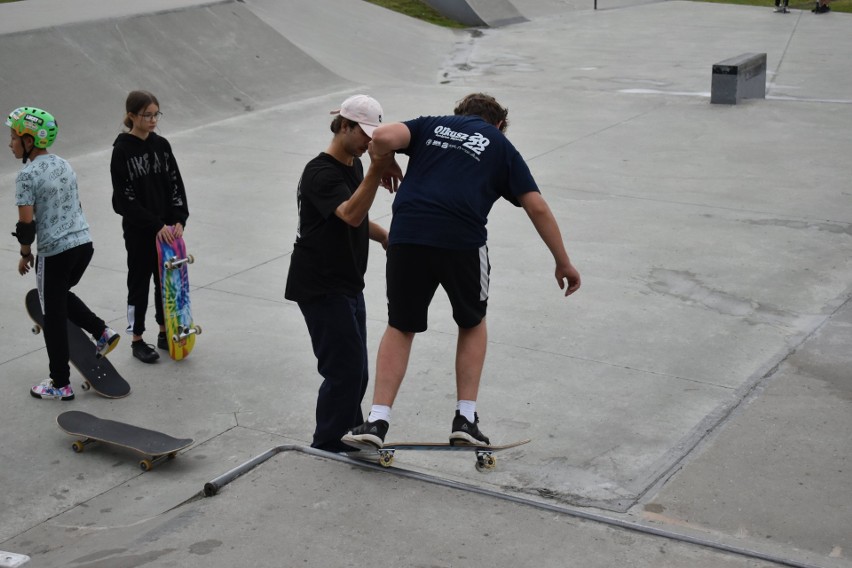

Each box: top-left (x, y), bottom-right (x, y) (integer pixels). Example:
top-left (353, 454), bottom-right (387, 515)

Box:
top-left (135, 111), bottom-right (163, 121)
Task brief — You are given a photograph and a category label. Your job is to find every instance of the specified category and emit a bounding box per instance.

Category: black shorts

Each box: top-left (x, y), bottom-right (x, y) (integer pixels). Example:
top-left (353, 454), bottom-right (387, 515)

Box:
top-left (386, 244), bottom-right (490, 333)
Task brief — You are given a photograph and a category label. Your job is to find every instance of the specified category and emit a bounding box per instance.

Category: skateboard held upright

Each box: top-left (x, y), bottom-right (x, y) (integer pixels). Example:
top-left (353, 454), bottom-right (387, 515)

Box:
top-left (25, 289), bottom-right (130, 398)
top-left (156, 233), bottom-right (201, 360)
top-left (57, 410), bottom-right (193, 471)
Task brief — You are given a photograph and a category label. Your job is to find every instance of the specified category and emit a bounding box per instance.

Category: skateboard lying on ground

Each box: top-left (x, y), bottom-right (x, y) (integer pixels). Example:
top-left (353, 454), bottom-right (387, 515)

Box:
top-left (156, 233), bottom-right (201, 360)
top-left (57, 410), bottom-right (193, 471)
top-left (25, 289), bottom-right (130, 398)
top-left (344, 439), bottom-right (531, 471)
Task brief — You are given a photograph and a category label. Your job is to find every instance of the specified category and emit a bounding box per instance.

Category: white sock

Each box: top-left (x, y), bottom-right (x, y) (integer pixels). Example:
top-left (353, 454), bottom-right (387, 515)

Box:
top-left (456, 400), bottom-right (476, 423)
top-left (368, 405), bottom-right (392, 423)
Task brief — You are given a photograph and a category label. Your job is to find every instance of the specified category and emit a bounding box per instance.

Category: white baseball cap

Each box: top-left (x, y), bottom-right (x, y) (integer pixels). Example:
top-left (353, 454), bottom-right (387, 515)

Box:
top-left (330, 94), bottom-right (383, 138)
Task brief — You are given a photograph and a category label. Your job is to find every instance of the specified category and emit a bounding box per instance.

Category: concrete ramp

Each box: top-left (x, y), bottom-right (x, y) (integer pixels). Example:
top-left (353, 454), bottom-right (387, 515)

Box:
top-left (244, 0), bottom-right (459, 85)
top-left (0, 0), bottom-right (350, 157)
top-left (423, 0), bottom-right (528, 27)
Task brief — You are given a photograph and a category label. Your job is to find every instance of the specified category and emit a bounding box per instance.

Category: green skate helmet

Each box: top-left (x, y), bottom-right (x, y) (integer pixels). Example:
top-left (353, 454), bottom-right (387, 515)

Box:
top-left (6, 107), bottom-right (58, 148)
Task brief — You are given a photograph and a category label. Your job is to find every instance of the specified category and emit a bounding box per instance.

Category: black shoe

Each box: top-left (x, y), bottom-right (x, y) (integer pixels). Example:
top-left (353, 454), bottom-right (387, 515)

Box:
top-left (341, 419), bottom-right (389, 449)
top-left (450, 411), bottom-right (491, 446)
top-left (132, 340), bottom-right (160, 363)
top-left (157, 332), bottom-right (169, 350)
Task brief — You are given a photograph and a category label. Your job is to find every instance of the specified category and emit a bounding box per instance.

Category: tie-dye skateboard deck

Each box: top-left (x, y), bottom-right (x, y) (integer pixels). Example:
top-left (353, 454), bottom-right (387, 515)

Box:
top-left (156, 233), bottom-right (201, 360)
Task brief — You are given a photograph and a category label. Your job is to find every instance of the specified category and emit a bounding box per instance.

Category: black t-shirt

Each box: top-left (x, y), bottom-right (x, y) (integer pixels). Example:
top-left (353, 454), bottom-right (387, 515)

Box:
top-left (284, 153), bottom-right (368, 302)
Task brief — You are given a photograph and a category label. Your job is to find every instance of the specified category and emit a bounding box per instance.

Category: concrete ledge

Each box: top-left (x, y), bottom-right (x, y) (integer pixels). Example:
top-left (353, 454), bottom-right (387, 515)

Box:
top-left (711, 52), bottom-right (767, 104)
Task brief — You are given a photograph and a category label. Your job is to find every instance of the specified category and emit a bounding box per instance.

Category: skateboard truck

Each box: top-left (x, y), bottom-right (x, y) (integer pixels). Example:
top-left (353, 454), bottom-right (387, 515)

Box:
top-left (173, 324), bottom-right (202, 344)
top-left (164, 254), bottom-right (194, 270)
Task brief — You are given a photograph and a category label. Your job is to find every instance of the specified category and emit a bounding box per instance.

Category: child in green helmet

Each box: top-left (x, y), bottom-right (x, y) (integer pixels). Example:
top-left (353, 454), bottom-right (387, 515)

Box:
top-left (8, 106), bottom-right (120, 400)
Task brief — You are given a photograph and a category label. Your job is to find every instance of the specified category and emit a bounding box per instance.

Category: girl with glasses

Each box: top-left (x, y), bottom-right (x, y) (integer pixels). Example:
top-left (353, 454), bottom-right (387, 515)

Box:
top-left (110, 90), bottom-right (190, 363)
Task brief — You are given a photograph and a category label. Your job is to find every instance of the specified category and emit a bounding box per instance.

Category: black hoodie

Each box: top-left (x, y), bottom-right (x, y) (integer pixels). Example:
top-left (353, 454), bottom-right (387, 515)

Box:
top-left (110, 131), bottom-right (189, 234)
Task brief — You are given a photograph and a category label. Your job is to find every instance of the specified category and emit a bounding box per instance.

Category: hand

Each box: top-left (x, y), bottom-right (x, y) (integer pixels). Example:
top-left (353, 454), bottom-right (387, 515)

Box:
top-left (156, 224), bottom-right (175, 244)
top-left (173, 223), bottom-right (184, 238)
top-left (556, 261), bottom-right (581, 297)
top-left (381, 159), bottom-right (404, 193)
top-left (18, 253), bottom-right (34, 276)
top-left (368, 144), bottom-right (403, 192)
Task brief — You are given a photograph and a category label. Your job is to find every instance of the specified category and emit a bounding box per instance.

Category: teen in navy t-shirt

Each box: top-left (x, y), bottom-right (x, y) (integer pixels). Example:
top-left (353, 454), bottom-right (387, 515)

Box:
top-left (342, 94), bottom-right (581, 451)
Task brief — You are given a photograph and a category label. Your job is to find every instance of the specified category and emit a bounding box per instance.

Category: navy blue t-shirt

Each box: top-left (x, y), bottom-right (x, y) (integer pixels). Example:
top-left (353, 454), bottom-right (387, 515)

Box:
top-left (389, 115), bottom-right (539, 250)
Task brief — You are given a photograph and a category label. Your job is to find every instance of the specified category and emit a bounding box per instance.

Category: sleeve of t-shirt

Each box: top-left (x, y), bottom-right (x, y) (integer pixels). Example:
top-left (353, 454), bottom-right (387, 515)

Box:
top-left (14, 170), bottom-right (34, 207)
top-left (502, 148), bottom-right (540, 207)
top-left (400, 117), bottom-right (427, 157)
top-left (301, 164), bottom-right (352, 220)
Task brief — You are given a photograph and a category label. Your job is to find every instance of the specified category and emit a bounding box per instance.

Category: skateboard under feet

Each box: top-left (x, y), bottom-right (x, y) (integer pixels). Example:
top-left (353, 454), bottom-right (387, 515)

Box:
top-left (344, 439), bottom-right (531, 472)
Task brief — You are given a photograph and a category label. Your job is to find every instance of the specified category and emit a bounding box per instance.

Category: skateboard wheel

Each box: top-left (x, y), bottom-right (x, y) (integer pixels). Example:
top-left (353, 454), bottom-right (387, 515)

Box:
top-left (194, 324), bottom-right (202, 335)
top-left (31, 324), bottom-right (41, 335)
top-left (187, 254), bottom-right (194, 264)
top-left (378, 451), bottom-right (394, 468)
top-left (72, 441), bottom-right (85, 453)
top-left (475, 454), bottom-right (496, 472)
top-left (167, 452), bottom-right (177, 460)
top-left (81, 381), bottom-right (91, 391)
top-left (140, 460), bottom-right (153, 472)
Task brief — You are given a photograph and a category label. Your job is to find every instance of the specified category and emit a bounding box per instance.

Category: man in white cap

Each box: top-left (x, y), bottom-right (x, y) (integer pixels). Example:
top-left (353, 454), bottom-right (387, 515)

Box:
top-left (285, 94), bottom-right (401, 453)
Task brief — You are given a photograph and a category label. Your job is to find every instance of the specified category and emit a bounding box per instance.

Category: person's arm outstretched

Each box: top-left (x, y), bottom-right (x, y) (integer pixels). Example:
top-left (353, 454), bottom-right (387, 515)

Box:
top-left (518, 191), bottom-right (581, 296)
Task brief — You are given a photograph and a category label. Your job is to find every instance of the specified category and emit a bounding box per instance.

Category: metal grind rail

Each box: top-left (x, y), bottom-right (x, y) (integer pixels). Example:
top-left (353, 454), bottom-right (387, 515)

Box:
top-left (204, 445), bottom-right (826, 568)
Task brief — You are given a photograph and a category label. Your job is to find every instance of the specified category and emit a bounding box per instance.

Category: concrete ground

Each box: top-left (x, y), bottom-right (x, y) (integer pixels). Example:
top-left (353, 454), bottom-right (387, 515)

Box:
top-left (0, 0), bottom-right (850, 566)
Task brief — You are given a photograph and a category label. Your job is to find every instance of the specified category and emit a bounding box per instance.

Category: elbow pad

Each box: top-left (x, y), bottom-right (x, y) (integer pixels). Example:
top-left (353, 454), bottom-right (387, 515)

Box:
top-left (12, 221), bottom-right (36, 245)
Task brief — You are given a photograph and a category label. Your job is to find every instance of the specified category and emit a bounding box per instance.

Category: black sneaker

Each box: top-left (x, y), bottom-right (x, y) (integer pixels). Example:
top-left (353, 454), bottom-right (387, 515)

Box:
top-left (341, 419), bottom-right (389, 449)
top-left (157, 332), bottom-right (169, 350)
top-left (132, 340), bottom-right (160, 363)
top-left (450, 411), bottom-right (491, 446)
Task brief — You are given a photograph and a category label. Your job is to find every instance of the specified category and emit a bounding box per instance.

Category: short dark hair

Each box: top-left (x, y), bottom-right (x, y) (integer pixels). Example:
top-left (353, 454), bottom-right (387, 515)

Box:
top-left (453, 93), bottom-right (509, 132)
top-left (330, 115), bottom-right (359, 134)
top-left (123, 90), bottom-right (160, 129)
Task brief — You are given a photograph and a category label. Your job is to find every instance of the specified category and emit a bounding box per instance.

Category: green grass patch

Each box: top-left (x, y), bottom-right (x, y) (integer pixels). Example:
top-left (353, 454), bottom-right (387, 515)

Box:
top-left (364, 0), bottom-right (468, 27)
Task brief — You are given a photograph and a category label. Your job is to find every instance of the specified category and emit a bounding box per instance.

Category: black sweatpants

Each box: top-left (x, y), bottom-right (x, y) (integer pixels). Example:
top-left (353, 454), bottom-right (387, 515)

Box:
top-left (36, 243), bottom-right (106, 387)
top-left (124, 230), bottom-right (163, 336)
top-left (299, 293), bottom-right (369, 451)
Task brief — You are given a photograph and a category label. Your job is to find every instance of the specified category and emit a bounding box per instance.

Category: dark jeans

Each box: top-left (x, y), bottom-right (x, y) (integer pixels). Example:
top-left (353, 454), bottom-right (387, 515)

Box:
top-left (36, 243), bottom-right (106, 387)
top-left (299, 293), bottom-right (369, 451)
